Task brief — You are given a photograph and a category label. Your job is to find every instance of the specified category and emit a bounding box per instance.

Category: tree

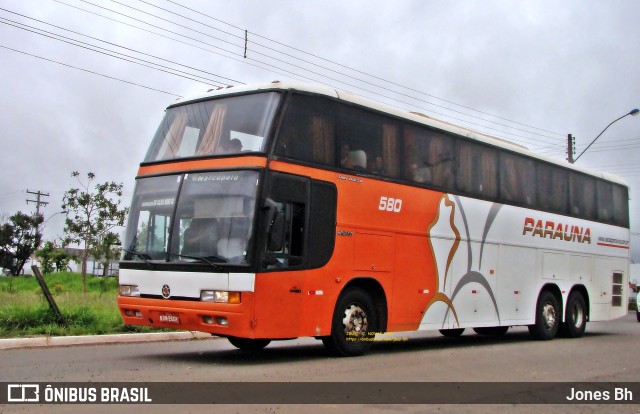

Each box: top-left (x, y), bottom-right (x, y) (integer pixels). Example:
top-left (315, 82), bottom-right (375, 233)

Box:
top-left (36, 241), bottom-right (74, 274)
top-left (62, 172), bottom-right (128, 297)
top-left (0, 212), bottom-right (43, 275)
top-left (35, 240), bottom-right (57, 274)
top-left (91, 231), bottom-right (121, 276)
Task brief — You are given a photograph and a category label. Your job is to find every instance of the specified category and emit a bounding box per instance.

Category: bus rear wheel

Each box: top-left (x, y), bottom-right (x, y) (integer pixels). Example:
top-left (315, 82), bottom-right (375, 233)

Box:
top-left (322, 287), bottom-right (377, 357)
top-left (473, 326), bottom-right (509, 336)
top-left (559, 291), bottom-right (587, 338)
top-left (227, 337), bottom-right (271, 351)
top-left (439, 328), bottom-right (465, 337)
top-left (528, 290), bottom-right (560, 340)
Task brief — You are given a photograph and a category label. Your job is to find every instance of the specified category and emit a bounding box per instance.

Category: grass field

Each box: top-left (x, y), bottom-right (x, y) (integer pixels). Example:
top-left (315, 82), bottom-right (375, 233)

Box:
top-left (0, 272), bottom-right (164, 338)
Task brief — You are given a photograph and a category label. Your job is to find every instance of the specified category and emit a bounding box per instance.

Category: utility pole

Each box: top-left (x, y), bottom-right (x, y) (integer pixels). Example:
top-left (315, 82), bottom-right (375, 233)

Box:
top-left (567, 134), bottom-right (575, 164)
top-left (26, 189), bottom-right (49, 218)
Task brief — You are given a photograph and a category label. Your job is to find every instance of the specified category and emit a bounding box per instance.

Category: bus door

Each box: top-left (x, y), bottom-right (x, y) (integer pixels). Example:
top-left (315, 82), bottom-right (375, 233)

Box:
top-left (253, 171), bottom-right (337, 338)
top-left (253, 172), bottom-right (310, 338)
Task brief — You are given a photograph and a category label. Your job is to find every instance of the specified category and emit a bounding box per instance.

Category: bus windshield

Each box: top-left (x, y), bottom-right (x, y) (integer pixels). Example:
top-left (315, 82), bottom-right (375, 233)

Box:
top-left (123, 170), bottom-right (259, 266)
top-left (144, 92), bottom-right (281, 162)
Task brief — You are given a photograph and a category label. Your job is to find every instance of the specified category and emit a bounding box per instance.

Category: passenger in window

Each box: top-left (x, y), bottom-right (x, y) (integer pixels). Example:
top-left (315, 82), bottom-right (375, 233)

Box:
top-left (220, 138), bottom-right (243, 153)
top-left (410, 159), bottom-right (431, 183)
top-left (370, 155), bottom-right (386, 175)
top-left (340, 143), bottom-right (354, 168)
top-left (416, 167), bottom-right (432, 183)
top-left (349, 150), bottom-right (367, 171)
top-left (183, 218), bottom-right (218, 256)
top-left (429, 140), bottom-right (453, 188)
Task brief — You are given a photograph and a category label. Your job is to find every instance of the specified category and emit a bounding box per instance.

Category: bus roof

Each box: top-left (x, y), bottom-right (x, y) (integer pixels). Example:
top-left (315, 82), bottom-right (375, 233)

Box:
top-left (172, 80), bottom-right (628, 187)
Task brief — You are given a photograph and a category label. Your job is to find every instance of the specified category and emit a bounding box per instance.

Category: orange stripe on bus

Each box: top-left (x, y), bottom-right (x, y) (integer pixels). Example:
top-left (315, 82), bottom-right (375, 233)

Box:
top-left (137, 156), bottom-right (267, 176)
top-left (596, 242), bottom-right (630, 249)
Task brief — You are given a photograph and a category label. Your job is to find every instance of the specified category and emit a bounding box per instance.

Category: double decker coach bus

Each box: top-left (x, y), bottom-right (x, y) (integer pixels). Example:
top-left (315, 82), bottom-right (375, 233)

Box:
top-left (118, 81), bottom-right (630, 356)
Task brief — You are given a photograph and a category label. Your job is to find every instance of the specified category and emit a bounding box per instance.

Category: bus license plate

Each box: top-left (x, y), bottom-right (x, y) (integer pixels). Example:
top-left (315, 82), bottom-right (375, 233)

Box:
top-left (159, 313), bottom-right (180, 324)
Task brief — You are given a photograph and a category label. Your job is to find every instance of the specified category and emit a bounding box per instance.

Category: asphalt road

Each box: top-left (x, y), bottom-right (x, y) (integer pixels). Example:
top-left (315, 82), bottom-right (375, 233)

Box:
top-left (1, 312), bottom-right (639, 414)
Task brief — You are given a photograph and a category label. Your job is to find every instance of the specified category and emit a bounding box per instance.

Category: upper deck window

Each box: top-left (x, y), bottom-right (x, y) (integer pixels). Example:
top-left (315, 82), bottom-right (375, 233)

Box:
top-left (144, 92), bottom-right (281, 162)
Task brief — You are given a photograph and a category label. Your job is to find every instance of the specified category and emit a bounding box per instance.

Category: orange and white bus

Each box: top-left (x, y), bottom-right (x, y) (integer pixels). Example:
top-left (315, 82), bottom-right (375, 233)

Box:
top-left (118, 81), bottom-right (630, 356)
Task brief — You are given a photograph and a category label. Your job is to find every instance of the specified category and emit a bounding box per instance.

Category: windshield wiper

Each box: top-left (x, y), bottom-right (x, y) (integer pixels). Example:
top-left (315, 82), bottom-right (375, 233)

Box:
top-left (172, 253), bottom-right (226, 271)
top-left (122, 249), bottom-right (154, 267)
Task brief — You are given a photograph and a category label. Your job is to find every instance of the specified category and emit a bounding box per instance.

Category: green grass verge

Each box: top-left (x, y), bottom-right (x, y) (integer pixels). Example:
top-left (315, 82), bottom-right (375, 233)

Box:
top-left (0, 272), bottom-right (170, 338)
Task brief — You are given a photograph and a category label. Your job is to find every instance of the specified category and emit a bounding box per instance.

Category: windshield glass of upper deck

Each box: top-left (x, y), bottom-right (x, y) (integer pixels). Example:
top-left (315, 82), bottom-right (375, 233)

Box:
top-left (144, 92), bottom-right (281, 162)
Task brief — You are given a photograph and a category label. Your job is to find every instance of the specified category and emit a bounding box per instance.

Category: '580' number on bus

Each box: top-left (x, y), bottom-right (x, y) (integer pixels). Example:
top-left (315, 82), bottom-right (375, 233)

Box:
top-left (378, 196), bottom-right (403, 213)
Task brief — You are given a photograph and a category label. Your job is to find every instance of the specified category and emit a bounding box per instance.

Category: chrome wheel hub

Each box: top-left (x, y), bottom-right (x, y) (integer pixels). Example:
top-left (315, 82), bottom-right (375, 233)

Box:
top-left (542, 302), bottom-right (556, 329)
top-left (571, 302), bottom-right (584, 327)
top-left (342, 304), bottom-right (368, 336)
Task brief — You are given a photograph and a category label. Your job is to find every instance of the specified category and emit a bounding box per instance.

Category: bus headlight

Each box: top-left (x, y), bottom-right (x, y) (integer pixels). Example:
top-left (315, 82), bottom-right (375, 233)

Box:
top-left (119, 284), bottom-right (140, 297)
top-left (200, 290), bottom-right (241, 304)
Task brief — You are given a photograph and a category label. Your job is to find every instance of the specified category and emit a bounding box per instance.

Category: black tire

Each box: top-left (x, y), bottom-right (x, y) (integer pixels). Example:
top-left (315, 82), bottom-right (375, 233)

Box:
top-left (528, 290), bottom-right (560, 340)
top-left (439, 328), bottom-right (465, 337)
top-left (473, 326), bottom-right (509, 336)
top-left (227, 337), bottom-right (271, 351)
top-left (322, 287), bottom-right (377, 357)
top-left (559, 291), bottom-right (587, 338)
top-left (637, 309), bottom-right (640, 323)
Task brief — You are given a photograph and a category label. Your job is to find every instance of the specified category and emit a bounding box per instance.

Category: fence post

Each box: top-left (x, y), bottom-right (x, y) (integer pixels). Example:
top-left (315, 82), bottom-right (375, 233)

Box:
top-left (31, 265), bottom-right (64, 324)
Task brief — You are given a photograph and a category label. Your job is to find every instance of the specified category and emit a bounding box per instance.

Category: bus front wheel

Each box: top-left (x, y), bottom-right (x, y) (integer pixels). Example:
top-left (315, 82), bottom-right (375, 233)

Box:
top-left (528, 290), bottom-right (560, 340)
top-left (322, 287), bottom-right (377, 357)
top-left (227, 337), bottom-right (271, 351)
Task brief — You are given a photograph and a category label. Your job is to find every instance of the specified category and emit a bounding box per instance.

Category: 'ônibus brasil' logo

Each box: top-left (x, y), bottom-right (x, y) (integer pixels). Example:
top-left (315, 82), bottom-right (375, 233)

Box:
top-left (522, 217), bottom-right (591, 244)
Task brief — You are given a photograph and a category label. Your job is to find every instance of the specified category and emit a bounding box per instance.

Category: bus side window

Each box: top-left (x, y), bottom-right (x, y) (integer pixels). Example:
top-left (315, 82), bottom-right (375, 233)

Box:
top-left (336, 103), bottom-right (400, 178)
top-left (500, 152), bottom-right (536, 206)
top-left (537, 163), bottom-right (568, 215)
top-left (403, 125), bottom-right (455, 190)
top-left (596, 180), bottom-right (613, 222)
top-left (456, 140), bottom-right (497, 199)
top-left (612, 184), bottom-right (629, 227)
top-left (569, 172), bottom-right (596, 219)
top-left (275, 94), bottom-right (336, 165)
top-left (429, 134), bottom-right (454, 190)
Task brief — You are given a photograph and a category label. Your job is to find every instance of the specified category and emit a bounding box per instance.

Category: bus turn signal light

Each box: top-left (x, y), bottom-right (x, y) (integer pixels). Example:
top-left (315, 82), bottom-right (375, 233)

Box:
top-left (200, 290), bottom-right (241, 304)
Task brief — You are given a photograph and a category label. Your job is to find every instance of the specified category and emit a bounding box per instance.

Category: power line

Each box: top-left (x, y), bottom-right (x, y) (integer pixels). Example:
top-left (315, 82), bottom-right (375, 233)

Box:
top-left (64, 0), bottom-right (244, 62)
top-left (56, 0), bottom-right (564, 149)
top-left (145, 0), bottom-right (565, 145)
top-left (0, 15), bottom-right (236, 87)
top-left (10, 0), bottom-right (568, 153)
top-left (579, 145), bottom-right (640, 154)
top-left (52, 0), bottom-right (283, 80)
top-left (0, 7), bottom-right (241, 85)
top-left (142, 0), bottom-right (564, 142)
top-left (51, 0), bottom-right (336, 94)
top-left (0, 44), bottom-right (182, 97)
top-left (58, 0), bottom-right (564, 149)
top-left (164, 0), bottom-right (566, 139)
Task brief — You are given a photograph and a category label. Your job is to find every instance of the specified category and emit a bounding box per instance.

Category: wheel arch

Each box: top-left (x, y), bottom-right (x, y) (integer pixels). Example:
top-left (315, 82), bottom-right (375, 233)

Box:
top-left (539, 283), bottom-right (563, 316)
top-left (340, 277), bottom-right (388, 332)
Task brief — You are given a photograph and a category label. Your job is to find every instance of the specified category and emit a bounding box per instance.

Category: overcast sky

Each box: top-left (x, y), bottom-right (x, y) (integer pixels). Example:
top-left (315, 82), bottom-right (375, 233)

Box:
top-left (1, 1), bottom-right (639, 261)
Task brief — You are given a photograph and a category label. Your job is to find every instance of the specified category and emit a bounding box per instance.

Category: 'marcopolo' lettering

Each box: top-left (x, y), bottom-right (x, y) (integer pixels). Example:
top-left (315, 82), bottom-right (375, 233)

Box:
top-left (522, 217), bottom-right (591, 244)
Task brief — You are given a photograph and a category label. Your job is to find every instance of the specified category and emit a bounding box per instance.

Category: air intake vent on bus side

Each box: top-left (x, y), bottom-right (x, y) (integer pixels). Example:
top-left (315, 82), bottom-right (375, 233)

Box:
top-left (611, 272), bottom-right (624, 307)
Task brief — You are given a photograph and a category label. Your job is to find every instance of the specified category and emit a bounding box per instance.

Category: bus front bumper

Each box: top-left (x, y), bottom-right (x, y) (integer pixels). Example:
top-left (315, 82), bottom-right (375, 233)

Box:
top-left (117, 296), bottom-right (256, 338)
